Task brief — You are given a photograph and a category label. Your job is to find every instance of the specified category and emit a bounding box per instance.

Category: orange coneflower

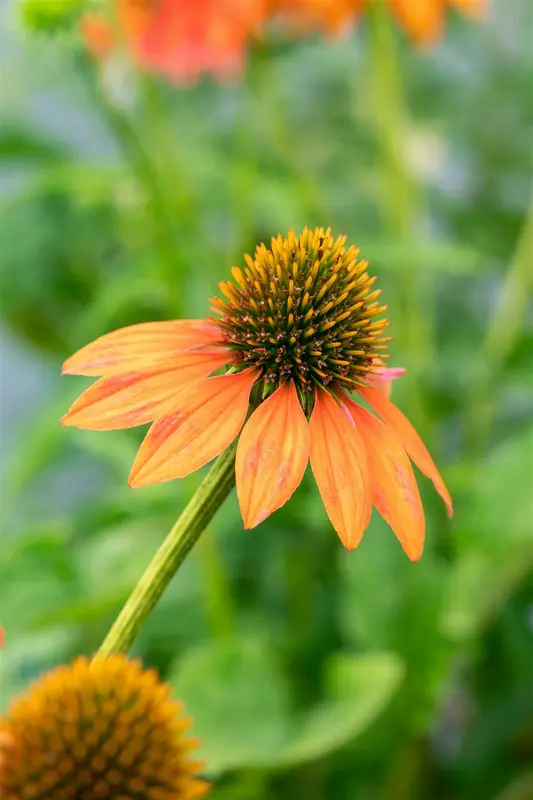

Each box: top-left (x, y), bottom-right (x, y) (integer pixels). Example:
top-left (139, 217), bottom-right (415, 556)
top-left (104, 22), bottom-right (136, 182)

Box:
top-left (81, 0), bottom-right (266, 83)
top-left (386, 0), bottom-right (485, 44)
top-left (271, 0), bottom-right (360, 33)
top-left (273, 0), bottom-right (485, 44)
top-left (0, 654), bottom-right (208, 799)
top-left (62, 228), bottom-right (452, 561)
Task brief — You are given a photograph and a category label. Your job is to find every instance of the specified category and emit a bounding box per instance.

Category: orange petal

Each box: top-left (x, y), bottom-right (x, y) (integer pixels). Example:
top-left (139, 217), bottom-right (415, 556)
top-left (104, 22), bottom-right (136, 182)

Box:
top-left (358, 385), bottom-right (453, 516)
top-left (129, 369), bottom-right (258, 486)
top-left (389, 0), bottom-right (443, 44)
top-left (309, 389), bottom-right (372, 550)
top-left (344, 396), bottom-right (425, 561)
top-left (236, 383), bottom-right (310, 528)
top-left (81, 14), bottom-right (115, 60)
top-left (61, 351), bottom-right (231, 430)
top-left (62, 320), bottom-right (223, 376)
top-left (448, 0), bottom-right (486, 17)
top-left (367, 366), bottom-right (407, 399)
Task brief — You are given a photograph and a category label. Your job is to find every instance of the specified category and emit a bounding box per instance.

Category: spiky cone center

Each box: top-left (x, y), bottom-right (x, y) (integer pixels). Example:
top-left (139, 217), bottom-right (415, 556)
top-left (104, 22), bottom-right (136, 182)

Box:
top-left (0, 655), bottom-right (208, 800)
top-left (210, 227), bottom-right (390, 399)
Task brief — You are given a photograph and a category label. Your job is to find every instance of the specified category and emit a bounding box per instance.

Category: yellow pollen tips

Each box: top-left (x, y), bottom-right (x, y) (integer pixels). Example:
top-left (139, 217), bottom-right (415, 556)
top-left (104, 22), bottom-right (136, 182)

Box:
top-left (0, 655), bottom-right (209, 800)
top-left (209, 227), bottom-right (390, 391)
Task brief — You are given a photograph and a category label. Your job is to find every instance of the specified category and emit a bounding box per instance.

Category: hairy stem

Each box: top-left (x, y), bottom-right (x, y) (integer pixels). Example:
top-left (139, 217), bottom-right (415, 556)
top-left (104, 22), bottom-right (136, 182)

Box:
top-left (97, 442), bottom-right (238, 657)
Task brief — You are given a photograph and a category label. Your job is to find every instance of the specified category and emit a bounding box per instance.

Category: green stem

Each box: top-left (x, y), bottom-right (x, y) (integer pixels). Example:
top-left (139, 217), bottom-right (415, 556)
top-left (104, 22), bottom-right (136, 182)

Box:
top-left (482, 193), bottom-right (533, 366)
top-left (367, 3), bottom-right (415, 239)
top-left (467, 192), bottom-right (533, 454)
top-left (100, 97), bottom-right (182, 310)
top-left (366, 4), bottom-right (430, 429)
top-left (96, 442), bottom-right (238, 657)
top-left (82, 55), bottom-right (183, 312)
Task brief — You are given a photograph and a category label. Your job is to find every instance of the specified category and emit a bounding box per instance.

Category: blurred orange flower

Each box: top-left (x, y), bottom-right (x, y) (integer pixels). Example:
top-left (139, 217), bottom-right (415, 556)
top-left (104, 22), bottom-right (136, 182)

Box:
top-left (81, 13), bottom-right (116, 61)
top-left (273, 0), bottom-right (484, 44)
top-left (62, 229), bottom-right (452, 562)
top-left (271, 0), bottom-right (361, 32)
top-left (81, 0), bottom-right (266, 83)
top-left (387, 0), bottom-right (485, 45)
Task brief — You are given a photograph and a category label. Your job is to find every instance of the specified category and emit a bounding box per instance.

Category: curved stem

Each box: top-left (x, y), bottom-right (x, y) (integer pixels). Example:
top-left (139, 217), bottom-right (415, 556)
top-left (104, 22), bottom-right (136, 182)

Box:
top-left (467, 192), bottom-right (533, 454)
top-left (80, 54), bottom-right (184, 313)
top-left (366, 4), bottom-right (431, 431)
top-left (97, 94), bottom-right (183, 312)
top-left (96, 442), bottom-right (238, 657)
top-left (367, 3), bottom-right (416, 240)
top-left (482, 192), bottom-right (533, 366)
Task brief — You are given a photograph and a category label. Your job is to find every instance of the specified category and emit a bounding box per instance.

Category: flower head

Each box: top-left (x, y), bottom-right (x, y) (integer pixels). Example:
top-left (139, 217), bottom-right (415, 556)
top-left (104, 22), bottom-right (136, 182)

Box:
top-left (386, 0), bottom-right (485, 45)
top-left (62, 228), bottom-right (452, 561)
top-left (81, 0), bottom-right (266, 83)
top-left (0, 654), bottom-right (208, 800)
top-left (213, 229), bottom-right (390, 393)
top-left (271, 0), bottom-right (360, 33)
top-left (273, 0), bottom-right (484, 44)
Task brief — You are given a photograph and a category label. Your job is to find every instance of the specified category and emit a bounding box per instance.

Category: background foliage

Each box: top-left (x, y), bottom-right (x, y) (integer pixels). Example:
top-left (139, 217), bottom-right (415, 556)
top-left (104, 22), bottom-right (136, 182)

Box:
top-left (1, 1), bottom-right (532, 798)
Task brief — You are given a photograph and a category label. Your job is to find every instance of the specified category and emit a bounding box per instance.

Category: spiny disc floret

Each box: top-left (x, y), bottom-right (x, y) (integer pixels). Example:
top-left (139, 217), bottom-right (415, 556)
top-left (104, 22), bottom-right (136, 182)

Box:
top-left (211, 227), bottom-right (390, 393)
top-left (0, 655), bottom-right (207, 800)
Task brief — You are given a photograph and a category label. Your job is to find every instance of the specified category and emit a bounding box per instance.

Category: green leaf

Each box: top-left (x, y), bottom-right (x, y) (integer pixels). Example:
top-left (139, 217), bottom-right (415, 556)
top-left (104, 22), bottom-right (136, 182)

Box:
top-left (360, 240), bottom-right (484, 274)
top-left (169, 638), bottom-right (403, 774)
top-left (169, 636), bottom-right (291, 773)
top-left (441, 426), bottom-right (533, 640)
top-left (463, 425), bottom-right (533, 550)
top-left (0, 526), bottom-right (78, 632)
top-left (1, 629), bottom-right (77, 711)
top-left (275, 652), bottom-right (404, 768)
top-left (440, 549), bottom-right (532, 642)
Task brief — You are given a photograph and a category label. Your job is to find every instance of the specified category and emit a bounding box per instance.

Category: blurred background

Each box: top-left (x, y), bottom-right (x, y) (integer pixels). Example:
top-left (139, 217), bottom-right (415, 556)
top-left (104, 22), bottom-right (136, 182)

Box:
top-left (1, 0), bottom-right (532, 797)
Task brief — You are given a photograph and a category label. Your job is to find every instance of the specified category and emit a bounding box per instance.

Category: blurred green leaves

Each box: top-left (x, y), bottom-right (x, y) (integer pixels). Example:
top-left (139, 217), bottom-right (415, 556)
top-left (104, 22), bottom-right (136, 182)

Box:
top-left (18, 0), bottom-right (84, 35)
top-left (170, 637), bottom-right (403, 774)
top-left (2, 1), bottom-right (533, 798)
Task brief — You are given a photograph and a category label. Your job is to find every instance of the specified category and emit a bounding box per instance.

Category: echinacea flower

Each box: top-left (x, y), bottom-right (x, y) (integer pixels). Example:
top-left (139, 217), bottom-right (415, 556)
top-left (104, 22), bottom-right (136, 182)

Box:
top-left (81, 12), bottom-right (116, 61)
top-left (0, 655), bottom-right (208, 800)
top-left (271, 0), bottom-right (358, 33)
top-left (81, 0), bottom-right (266, 83)
top-left (273, 0), bottom-right (484, 44)
top-left (385, 0), bottom-right (485, 44)
top-left (62, 228), bottom-right (452, 561)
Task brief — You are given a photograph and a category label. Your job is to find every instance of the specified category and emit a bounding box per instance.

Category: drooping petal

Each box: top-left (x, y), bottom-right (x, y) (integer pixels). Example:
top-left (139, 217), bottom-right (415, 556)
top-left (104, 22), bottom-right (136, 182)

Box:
top-left (129, 369), bottom-right (258, 487)
top-left (309, 389), bottom-right (371, 550)
top-left (366, 365), bottom-right (407, 399)
top-left (62, 320), bottom-right (223, 376)
top-left (389, 0), bottom-right (443, 44)
top-left (358, 385), bottom-right (453, 516)
top-left (236, 382), bottom-right (310, 528)
top-left (61, 351), bottom-right (231, 430)
top-left (344, 396), bottom-right (425, 561)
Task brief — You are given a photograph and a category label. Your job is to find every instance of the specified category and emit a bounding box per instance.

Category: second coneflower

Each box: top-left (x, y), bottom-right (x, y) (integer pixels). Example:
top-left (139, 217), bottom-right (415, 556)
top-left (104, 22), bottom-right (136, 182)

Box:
top-left (273, 0), bottom-right (485, 45)
top-left (82, 0), bottom-right (266, 83)
top-left (62, 227), bottom-right (452, 561)
top-left (0, 655), bottom-right (208, 799)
